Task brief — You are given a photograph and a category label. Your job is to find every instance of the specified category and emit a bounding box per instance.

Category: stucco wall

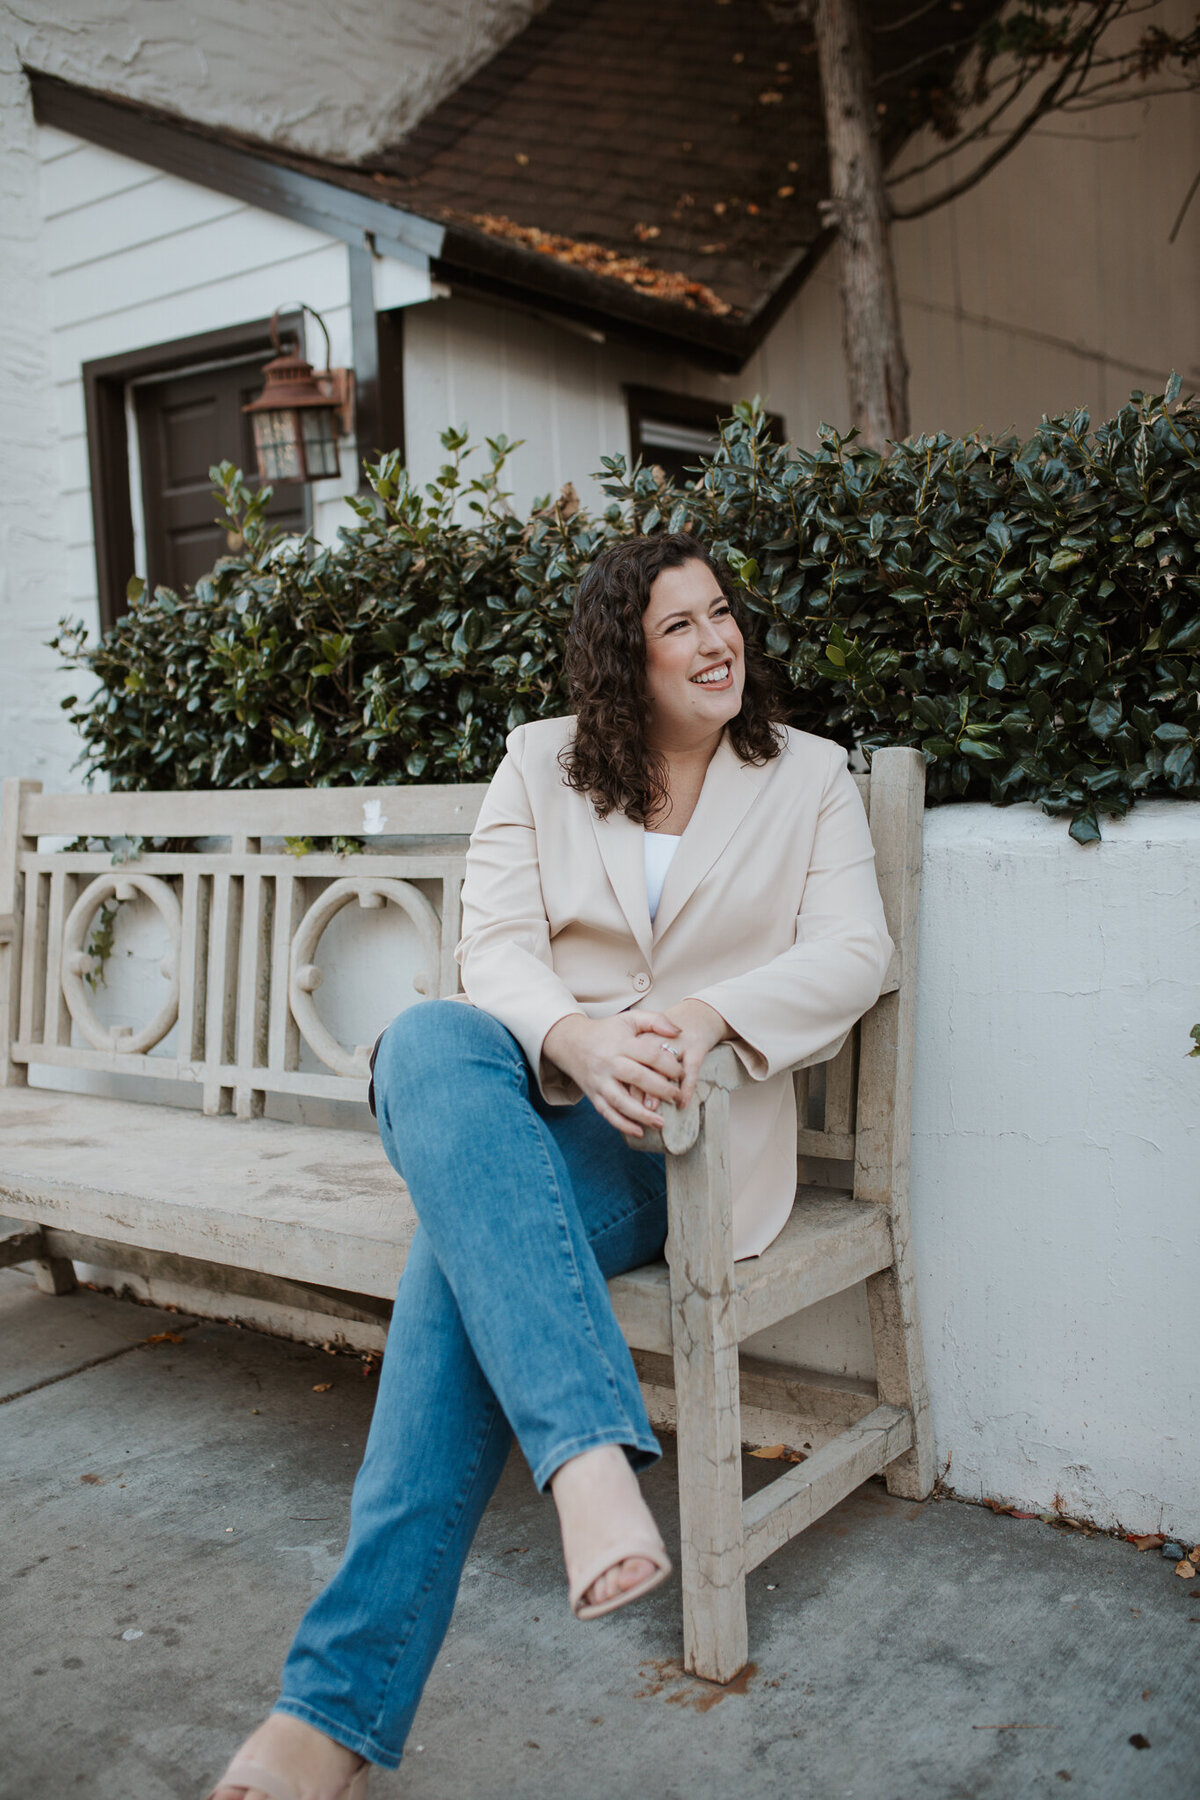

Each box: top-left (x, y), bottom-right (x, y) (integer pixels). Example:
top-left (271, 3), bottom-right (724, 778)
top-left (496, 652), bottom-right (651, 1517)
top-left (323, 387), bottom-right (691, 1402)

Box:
top-left (906, 801), bottom-right (1199, 1537)
top-left (712, 802), bottom-right (1200, 1539)
top-left (4, 0), bottom-right (544, 161)
top-left (0, 45), bottom-right (75, 793)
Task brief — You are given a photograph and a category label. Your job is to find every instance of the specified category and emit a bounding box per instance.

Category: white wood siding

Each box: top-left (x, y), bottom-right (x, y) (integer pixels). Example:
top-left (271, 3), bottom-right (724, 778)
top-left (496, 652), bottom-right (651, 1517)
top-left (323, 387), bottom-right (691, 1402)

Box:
top-left (36, 122), bottom-right (361, 627)
top-left (402, 298), bottom-right (757, 517)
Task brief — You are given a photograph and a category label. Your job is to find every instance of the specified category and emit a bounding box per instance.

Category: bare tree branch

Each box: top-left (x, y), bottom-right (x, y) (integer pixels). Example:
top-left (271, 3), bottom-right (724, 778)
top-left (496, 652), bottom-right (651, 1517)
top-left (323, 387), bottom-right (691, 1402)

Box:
top-left (886, 67), bottom-right (1035, 185)
top-left (890, 30), bottom-right (1099, 218)
top-left (872, 32), bottom-right (984, 88)
top-left (888, 0), bottom-right (1145, 219)
top-left (803, 0), bottom-right (1197, 448)
top-left (872, 0), bottom-right (948, 36)
top-left (1059, 78), bottom-right (1200, 106)
top-left (1168, 166), bottom-right (1200, 242)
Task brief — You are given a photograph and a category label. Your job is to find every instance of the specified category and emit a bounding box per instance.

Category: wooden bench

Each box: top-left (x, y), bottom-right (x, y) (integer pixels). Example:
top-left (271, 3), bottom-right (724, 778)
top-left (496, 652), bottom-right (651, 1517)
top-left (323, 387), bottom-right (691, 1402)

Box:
top-left (0, 751), bottom-right (933, 1682)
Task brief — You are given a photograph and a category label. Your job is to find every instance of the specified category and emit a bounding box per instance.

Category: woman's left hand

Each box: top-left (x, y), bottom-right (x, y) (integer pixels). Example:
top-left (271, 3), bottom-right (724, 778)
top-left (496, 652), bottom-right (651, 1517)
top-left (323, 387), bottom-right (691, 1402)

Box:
top-left (651, 997), bottom-right (730, 1113)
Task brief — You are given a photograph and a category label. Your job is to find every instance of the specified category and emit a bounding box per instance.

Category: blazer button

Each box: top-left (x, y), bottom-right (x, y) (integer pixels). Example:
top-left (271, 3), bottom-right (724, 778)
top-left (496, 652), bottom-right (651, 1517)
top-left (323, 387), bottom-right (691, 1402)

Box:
top-left (632, 972), bottom-right (651, 993)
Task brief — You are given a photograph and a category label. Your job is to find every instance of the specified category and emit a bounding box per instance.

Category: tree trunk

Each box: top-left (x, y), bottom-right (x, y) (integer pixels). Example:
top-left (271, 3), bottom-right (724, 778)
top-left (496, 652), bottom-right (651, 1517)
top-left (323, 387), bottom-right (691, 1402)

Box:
top-left (813, 0), bottom-right (910, 451)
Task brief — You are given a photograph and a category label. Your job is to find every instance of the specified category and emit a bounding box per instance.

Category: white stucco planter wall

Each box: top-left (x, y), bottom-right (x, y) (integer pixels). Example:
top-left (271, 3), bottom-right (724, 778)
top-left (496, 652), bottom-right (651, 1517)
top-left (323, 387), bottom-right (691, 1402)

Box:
top-left (906, 800), bottom-right (1198, 1538)
top-left (26, 798), bottom-right (1200, 1538)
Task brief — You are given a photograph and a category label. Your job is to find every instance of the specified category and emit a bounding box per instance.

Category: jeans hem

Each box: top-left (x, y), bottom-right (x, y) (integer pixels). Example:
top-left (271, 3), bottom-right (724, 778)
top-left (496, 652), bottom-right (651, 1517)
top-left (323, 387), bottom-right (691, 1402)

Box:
top-left (272, 1699), bottom-right (401, 1772)
top-left (531, 1424), bottom-right (661, 1494)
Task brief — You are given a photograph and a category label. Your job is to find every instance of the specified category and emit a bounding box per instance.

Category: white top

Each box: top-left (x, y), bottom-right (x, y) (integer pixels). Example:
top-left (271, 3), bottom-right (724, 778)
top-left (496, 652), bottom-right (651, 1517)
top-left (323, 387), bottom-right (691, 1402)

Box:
top-left (643, 830), bottom-right (682, 922)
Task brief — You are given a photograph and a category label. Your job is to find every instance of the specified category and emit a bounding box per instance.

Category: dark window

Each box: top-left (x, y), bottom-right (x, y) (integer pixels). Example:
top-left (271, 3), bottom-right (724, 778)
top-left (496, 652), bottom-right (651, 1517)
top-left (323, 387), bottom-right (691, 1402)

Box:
top-left (132, 356), bottom-right (306, 598)
top-left (625, 385), bottom-right (786, 487)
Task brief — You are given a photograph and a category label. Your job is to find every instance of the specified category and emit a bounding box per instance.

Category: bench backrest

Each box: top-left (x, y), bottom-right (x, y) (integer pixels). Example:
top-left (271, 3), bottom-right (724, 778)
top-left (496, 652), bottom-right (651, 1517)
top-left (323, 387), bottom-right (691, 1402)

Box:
top-left (0, 751), bottom-right (923, 1180)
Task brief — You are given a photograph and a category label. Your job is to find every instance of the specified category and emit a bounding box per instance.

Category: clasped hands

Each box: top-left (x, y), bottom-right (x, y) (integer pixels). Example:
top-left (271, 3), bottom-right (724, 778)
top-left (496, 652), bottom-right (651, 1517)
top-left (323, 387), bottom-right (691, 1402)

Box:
top-left (543, 998), bottom-right (730, 1139)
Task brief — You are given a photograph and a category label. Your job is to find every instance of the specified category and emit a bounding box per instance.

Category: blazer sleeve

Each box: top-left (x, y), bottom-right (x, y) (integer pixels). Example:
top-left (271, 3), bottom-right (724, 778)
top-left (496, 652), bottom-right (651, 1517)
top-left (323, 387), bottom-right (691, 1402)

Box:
top-left (688, 747), bottom-right (894, 1080)
top-left (455, 732), bottom-right (585, 1094)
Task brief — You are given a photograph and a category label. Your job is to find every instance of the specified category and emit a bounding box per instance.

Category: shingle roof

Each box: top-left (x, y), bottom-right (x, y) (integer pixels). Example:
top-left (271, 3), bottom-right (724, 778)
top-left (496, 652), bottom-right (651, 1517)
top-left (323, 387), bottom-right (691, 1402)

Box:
top-left (373, 0), bottom-right (830, 321)
top-left (354, 0), bottom-right (998, 359)
top-left (30, 0), bottom-right (998, 368)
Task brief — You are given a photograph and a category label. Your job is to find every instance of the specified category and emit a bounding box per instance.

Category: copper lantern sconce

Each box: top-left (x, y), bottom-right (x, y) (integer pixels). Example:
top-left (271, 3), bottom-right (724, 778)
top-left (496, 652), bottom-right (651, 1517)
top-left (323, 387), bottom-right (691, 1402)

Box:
top-left (243, 304), bottom-right (354, 484)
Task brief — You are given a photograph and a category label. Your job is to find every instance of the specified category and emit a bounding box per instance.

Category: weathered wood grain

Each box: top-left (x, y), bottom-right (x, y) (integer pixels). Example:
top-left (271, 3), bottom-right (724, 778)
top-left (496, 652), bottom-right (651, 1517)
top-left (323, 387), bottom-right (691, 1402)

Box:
top-left (741, 1403), bottom-right (913, 1570)
top-left (667, 1085), bottom-right (748, 1682)
top-left (0, 779), bottom-right (40, 1087)
top-left (0, 1222), bottom-right (44, 1268)
top-left (24, 785), bottom-right (489, 841)
top-left (853, 749), bottom-right (935, 1499)
top-left (610, 1189), bottom-right (892, 1354)
top-left (0, 1088), bottom-right (411, 1299)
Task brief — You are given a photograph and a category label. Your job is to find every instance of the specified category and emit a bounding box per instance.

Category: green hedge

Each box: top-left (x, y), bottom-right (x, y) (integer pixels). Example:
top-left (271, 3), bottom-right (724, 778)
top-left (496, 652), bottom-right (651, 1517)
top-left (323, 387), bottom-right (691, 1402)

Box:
top-left (54, 380), bottom-right (1199, 843)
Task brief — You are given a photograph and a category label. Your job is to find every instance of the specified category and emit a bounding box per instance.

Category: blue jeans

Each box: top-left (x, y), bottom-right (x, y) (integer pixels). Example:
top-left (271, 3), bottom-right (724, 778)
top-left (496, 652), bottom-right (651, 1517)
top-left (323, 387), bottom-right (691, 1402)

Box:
top-left (274, 1001), bottom-right (668, 1768)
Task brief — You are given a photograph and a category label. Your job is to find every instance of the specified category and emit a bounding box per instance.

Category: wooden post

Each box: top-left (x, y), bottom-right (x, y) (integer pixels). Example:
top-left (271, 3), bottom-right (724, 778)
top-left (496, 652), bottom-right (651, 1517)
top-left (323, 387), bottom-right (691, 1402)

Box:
top-left (0, 779), bottom-right (41, 1088)
top-left (667, 1085), bottom-right (748, 1682)
top-left (855, 748), bottom-right (934, 1498)
top-left (203, 868), bottom-right (241, 1115)
top-left (234, 841), bottom-right (270, 1119)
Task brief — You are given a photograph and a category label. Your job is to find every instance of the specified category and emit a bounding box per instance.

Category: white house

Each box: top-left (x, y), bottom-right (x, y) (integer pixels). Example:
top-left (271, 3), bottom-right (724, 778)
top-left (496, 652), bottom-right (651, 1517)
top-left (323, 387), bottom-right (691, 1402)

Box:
top-left (2, 0), bottom-right (1195, 790)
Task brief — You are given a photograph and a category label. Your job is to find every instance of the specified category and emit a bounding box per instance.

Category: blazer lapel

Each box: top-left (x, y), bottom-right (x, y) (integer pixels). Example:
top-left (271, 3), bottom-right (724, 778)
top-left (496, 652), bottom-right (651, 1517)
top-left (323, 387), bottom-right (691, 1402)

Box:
top-left (652, 735), bottom-right (775, 943)
top-left (589, 803), bottom-right (654, 964)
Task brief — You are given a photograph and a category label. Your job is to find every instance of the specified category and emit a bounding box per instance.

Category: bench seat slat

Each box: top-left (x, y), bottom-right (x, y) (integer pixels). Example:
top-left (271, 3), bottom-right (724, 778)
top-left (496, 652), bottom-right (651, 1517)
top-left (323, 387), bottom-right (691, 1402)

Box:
top-left (2, 1096), bottom-right (893, 1355)
top-left (608, 1188), bottom-right (894, 1355)
top-left (0, 1088), bottom-right (412, 1299)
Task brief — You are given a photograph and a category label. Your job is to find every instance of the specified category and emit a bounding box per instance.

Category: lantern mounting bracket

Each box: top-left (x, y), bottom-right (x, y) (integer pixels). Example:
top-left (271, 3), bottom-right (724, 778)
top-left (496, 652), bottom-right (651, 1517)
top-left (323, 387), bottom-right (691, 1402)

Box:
top-left (268, 303), bottom-right (354, 438)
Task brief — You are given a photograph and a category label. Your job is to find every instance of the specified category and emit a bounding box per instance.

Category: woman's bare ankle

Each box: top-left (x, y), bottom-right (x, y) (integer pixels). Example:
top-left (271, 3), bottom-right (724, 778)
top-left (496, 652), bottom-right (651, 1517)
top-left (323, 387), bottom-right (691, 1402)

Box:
top-left (550, 1441), bottom-right (630, 1497)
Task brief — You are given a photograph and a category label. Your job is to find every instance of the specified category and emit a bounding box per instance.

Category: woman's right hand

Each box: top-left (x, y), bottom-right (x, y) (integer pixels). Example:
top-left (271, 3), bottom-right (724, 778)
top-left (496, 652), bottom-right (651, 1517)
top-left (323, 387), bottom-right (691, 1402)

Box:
top-left (543, 1010), bottom-right (685, 1138)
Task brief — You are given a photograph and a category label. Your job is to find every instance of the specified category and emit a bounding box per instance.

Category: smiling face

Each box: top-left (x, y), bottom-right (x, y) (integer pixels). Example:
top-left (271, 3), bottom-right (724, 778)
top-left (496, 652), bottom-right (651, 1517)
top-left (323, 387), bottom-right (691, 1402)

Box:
top-left (641, 557), bottom-right (745, 752)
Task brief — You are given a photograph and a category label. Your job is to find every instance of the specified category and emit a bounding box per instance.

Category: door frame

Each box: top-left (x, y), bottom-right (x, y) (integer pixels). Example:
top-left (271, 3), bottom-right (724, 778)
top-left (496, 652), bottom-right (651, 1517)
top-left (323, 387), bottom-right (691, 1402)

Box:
top-left (83, 316), bottom-right (304, 634)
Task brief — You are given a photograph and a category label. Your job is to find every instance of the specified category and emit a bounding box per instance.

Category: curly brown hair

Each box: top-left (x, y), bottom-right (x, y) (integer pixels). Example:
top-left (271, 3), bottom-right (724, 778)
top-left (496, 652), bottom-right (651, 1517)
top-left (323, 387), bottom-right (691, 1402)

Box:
top-left (560, 533), bottom-right (785, 823)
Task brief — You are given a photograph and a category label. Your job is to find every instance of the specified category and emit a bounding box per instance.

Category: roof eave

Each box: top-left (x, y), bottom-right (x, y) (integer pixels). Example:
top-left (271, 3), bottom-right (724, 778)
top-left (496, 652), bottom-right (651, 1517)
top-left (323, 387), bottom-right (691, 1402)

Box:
top-left (26, 69), bottom-right (443, 267)
top-left (434, 222), bottom-right (759, 372)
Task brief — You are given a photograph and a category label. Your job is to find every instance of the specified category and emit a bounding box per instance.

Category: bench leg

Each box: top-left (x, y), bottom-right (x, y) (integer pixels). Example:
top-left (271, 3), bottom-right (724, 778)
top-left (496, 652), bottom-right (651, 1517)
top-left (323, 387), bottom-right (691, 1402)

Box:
top-left (668, 1088), bottom-right (748, 1683)
top-left (674, 1329), bottom-right (747, 1681)
top-left (33, 1255), bottom-right (77, 1296)
top-left (866, 1241), bottom-right (934, 1500)
top-left (856, 957), bottom-right (936, 1500)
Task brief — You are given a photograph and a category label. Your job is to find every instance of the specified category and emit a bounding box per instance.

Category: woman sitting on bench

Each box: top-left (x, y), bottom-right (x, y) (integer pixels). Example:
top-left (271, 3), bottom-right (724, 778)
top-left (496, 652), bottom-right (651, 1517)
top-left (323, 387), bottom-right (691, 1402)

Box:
top-left (208, 532), bottom-right (893, 1800)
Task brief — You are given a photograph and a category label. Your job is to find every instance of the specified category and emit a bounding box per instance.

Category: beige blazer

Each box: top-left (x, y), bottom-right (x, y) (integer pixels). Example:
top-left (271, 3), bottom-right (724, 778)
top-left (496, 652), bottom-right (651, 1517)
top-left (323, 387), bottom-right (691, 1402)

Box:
top-left (456, 716), bottom-right (893, 1260)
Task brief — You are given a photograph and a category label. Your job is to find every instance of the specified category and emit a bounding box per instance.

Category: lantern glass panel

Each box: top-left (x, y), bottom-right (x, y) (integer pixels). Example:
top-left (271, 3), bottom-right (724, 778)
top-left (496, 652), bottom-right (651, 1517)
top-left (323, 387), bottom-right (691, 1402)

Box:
top-left (301, 407), bottom-right (341, 479)
top-left (253, 410), bottom-right (303, 482)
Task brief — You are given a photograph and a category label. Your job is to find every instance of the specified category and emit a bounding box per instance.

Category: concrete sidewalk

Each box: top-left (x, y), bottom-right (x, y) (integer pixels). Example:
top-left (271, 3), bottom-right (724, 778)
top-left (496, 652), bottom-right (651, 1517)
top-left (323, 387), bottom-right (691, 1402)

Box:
top-left (1, 1266), bottom-right (1196, 1800)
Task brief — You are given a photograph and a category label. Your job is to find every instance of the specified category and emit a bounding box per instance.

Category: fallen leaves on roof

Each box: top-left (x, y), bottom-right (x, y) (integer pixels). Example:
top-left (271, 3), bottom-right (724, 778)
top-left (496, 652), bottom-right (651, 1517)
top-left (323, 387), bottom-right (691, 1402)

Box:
top-left (449, 211), bottom-right (735, 316)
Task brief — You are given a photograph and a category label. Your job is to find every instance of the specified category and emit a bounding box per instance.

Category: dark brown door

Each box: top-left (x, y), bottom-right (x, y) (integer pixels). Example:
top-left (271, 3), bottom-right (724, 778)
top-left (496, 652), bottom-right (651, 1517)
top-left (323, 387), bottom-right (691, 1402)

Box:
top-left (134, 358), bottom-right (308, 597)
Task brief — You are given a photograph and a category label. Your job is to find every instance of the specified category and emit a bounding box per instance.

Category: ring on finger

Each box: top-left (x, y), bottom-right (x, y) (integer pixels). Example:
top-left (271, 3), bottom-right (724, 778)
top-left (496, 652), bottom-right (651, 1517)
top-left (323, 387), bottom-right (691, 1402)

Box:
top-left (659, 1041), bottom-right (682, 1060)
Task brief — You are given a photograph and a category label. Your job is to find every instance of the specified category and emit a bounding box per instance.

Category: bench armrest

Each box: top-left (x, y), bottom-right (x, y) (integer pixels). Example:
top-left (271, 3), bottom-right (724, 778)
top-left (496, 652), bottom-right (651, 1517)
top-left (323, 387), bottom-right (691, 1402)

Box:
top-left (635, 1033), bottom-right (857, 1157)
top-left (631, 1042), bottom-right (752, 1156)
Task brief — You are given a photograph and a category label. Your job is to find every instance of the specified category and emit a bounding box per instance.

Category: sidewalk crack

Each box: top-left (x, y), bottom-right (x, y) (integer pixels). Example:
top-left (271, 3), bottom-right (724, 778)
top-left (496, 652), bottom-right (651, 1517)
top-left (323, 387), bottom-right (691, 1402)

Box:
top-left (0, 1320), bottom-right (201, 1407)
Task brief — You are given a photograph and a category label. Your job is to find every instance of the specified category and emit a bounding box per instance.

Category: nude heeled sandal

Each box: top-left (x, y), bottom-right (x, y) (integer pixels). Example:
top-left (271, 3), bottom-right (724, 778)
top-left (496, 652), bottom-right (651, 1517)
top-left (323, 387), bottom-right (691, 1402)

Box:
top-left (567, 1536), bottom-right (673, 1621)
top-left (206, 1758), bottom-right (369, 1800)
